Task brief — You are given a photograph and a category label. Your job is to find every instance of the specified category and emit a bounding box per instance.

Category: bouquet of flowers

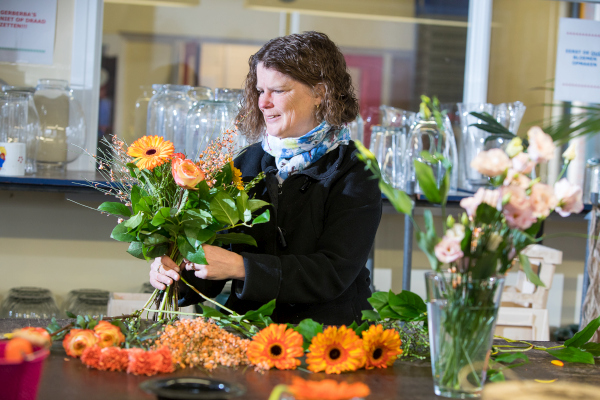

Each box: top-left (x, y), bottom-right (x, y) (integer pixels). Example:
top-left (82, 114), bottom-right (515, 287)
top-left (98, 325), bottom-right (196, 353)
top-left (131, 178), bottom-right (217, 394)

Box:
top-left (86, 131), bottom-right (269, 320)
top-left (356, 96), bottom-right (585, 397)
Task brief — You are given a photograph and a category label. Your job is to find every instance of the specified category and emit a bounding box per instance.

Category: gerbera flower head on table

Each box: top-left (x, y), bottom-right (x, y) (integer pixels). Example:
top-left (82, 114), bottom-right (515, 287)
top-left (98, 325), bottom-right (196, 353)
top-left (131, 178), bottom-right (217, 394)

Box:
top-left (86, 129), bottom-right (270, 320)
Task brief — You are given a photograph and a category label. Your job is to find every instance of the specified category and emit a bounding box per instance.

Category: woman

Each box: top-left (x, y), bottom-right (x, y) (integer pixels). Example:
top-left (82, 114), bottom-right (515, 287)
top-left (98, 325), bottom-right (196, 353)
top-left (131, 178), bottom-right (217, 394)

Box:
top-left (150, 31), bottom-right (382, 325)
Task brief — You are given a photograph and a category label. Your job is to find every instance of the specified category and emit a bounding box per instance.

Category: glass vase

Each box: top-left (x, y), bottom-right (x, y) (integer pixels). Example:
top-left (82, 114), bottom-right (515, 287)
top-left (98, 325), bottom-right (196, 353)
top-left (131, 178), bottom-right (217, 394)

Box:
top-left (457, 102), bottom-right (525, 187)
top-left (425, 272), bottom-right (505, 399)
top-left (404, 114), bottom-right (458, 193)
top-left (185, 100), bottom-right (237, 159)
top-left (2, 88), bottom-right (40, 174)
top-left (147, 84), bottom-right (193, 153)
top-left (128, 85), bottom-right (158, 146)
top-left (33, 79), bottom-right (86, 172)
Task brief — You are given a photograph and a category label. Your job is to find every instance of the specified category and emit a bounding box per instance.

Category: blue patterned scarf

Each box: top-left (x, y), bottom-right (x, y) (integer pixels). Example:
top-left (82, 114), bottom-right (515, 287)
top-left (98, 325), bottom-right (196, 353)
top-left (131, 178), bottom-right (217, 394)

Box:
top-left (261, 121), bottom-right (350, 180)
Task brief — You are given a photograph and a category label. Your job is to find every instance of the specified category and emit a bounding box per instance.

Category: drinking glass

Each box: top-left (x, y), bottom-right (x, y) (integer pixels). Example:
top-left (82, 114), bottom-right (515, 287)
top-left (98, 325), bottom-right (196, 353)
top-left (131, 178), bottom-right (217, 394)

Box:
top-left (0, 92), bottom-right (28, 143)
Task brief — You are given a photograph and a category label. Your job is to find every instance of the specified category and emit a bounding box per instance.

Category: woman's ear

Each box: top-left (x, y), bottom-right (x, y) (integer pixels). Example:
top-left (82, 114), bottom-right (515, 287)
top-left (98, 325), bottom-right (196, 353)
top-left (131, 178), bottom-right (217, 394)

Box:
top-left (314, 83), bottom-right (325, 106)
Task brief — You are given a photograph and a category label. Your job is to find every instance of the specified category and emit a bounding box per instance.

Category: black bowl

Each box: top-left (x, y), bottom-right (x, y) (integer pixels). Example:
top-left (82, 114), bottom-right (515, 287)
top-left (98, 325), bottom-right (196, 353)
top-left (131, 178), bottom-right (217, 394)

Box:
top-left (140, 377), bottom-right (246, 400)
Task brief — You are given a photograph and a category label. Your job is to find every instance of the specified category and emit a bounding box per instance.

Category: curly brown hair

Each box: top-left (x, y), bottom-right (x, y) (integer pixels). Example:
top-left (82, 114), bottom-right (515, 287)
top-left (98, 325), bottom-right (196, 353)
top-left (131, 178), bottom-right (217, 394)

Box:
top-left (237, 31), bottom-right (359, 142)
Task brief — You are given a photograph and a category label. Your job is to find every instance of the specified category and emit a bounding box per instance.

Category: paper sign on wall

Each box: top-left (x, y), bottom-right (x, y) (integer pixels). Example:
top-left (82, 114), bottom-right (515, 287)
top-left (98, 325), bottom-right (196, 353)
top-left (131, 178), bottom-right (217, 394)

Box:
top-left (554, 18), bottom-right (600, 104)
top-left (0, 0), bottom-right (57, 65)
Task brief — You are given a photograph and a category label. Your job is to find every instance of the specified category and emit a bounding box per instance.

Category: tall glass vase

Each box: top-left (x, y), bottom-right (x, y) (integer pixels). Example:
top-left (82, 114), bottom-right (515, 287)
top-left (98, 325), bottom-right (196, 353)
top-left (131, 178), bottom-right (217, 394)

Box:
top-left (425, 272), bottom-right (505, 399)
top-left (147, 84), bottom-right (193, 153)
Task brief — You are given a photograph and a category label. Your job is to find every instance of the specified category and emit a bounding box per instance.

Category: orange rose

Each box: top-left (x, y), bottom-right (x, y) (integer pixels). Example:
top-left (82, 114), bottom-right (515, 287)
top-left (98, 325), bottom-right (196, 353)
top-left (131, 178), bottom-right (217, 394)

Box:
top-left (93, 321), bottom-right (125, 348)
top-left (63, 329), bottom-right (98, 358)
top-left (12, 327), bottom-right (52, 348)
top-left (172, 157), bottom-right (205, 190)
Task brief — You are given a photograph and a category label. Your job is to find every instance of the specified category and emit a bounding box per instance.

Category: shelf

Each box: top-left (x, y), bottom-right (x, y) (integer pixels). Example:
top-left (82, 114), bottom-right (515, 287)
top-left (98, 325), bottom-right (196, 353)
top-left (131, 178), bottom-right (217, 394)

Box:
top-left (0, 170), bottom-right (104, 193)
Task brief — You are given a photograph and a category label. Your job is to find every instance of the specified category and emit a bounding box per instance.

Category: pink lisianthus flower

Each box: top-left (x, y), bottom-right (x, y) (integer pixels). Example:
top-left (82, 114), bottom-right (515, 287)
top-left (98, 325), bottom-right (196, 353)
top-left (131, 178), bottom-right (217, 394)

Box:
top-left (470, 149), bottom-right (512, 177)
top-left (529, 183), bottom-right (557, 218)
top-left (459, 188), bottom-right (501, 216)
top-left (511, 152), bottom-right (536, 175)
top-left (554, 178), bottom-right (584, 217)
top-left (171, 157), bottom-right (205, 190)
top-left (434, 236), bottom-right (464, 264)
top-left (527, 126), bottom-right (555, 162)
top-left (504, 169), bottom-right (532, 190)
top-left (501, 185), bottom-right (537, 230)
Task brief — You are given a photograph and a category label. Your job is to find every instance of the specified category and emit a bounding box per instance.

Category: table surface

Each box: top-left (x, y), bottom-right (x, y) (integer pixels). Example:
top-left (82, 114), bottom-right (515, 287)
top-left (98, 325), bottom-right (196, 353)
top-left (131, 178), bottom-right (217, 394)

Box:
top-left (2, 319), bottom-right (599, 400)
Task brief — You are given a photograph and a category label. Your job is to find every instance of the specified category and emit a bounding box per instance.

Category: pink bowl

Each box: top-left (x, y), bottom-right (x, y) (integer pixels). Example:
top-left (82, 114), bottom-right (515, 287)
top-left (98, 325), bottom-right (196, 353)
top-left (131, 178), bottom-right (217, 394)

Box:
top-left (0, 340), bottom-right (50, 400)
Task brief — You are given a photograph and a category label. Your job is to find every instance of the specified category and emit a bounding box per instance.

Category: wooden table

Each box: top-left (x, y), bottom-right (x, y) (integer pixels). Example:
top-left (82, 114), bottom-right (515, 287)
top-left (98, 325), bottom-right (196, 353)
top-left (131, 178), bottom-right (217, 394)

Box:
top-left (2, 319), bottom-right (599, 400)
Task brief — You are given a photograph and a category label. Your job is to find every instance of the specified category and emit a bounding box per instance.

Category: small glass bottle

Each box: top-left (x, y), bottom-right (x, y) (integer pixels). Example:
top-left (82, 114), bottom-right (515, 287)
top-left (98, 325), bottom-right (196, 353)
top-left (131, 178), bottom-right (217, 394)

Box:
top-left (33, 79), bottom-right (86, 171)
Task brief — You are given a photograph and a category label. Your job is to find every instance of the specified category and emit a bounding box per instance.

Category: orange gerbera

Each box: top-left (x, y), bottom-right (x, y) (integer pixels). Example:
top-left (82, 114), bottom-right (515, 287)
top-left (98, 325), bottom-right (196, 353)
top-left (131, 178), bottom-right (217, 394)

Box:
top-left (247, 324), bottom-right (303, 370)
top-left (306, 326), bottom-right (366, 374)
top-left (230, 161), bottom-right (244, 190)
top-left (127, 135), bottom-right (174, 170)
top-left (287, 377), bottom-right (371, 400)
top-left (361, 324), bottom-right (403, 369)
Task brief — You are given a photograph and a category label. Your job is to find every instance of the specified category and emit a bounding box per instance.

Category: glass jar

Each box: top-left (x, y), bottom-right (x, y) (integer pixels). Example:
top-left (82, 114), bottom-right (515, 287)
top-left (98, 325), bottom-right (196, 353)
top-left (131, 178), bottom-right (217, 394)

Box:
top-left (214, 88), bottom-right (243, 106)
top-left (369, 125), bottom-right (407, 190)
top-left (0, 287), bottom-right (59, 318)
top-left (2, 88), bottom-right (41, 174)
top-left (584, 158), bottom-right (600, 205)
top-left (129, 85), bottom-right (158, 145)
top-left (147, 84), bottom-right (193, 153)
top-left (0, 92), bottom-right (29, 143)
top-left (404, 114), bottom-right (458, 194)
top-left (69, 294), bottom-right (109, 319)
top-left (63, 289), bottom-right (110, 316)
top-left (189, 86), bottom-right (213, 103)
top-left (347, 113), bottom-right (364, 143)
top-left (185, 100), bottom-right (238, 158)
top-left (33, 79), bottom-right (86, 171)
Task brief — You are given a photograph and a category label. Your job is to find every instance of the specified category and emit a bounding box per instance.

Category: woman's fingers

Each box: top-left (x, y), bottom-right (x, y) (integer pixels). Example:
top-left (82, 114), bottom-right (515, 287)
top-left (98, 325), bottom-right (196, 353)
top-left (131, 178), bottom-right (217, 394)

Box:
top-left (149, 256), bottom-right (181, 290)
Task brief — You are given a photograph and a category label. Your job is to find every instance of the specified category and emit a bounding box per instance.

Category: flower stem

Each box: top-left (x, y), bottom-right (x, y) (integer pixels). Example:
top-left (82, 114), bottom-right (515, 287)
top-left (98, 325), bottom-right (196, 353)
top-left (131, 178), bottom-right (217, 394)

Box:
top-left (180, 277), bottom-right (238, 315)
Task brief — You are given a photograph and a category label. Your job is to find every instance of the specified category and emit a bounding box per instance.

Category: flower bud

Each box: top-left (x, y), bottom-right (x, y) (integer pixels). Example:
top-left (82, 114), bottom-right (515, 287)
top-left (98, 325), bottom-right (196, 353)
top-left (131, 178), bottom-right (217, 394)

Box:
top-left (486, 233), bottom-right (503, 252)
top-left (461, 212), bottom-right (469, 226)
top-left (446, 215), bottom-right (455, 229)
top-left (562, 143), bottom-right (576, 161)
top-left (505, 137), bottom-right (523, 158)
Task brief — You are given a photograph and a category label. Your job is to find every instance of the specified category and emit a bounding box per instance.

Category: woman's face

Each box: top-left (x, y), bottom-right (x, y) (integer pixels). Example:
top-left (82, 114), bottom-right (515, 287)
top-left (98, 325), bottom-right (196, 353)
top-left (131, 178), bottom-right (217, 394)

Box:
top-left (256, 63), bottom-right (322, 139)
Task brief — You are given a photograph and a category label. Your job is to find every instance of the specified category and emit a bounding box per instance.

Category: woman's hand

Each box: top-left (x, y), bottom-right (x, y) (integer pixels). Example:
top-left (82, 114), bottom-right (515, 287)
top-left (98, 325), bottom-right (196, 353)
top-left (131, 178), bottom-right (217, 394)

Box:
top-left (184, 245), bottom-right (245, 281)
top-left (149, 256), bottom-right (181, 290)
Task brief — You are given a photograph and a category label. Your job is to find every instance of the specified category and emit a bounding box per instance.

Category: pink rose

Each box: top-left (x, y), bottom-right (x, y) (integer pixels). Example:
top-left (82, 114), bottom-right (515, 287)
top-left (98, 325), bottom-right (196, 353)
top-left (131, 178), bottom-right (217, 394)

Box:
top-left (434, 236), bottom-right (464, 264)
top-left (554, 178), bottom-right (584, 217)
top-left (529, 183), bottom-right (557, 218)
top-left (171, 157), bottom-right (205, 190)
top-left (511, 152), bottom-right (536, 174)
top-left (504, 169), bottom-right (531, 190)
top-left (460, 188), bottom-right (501, 216)
top-left (527, 126), bottom-right (555, 162)
top-left (501, 185), bottom-right (536, 229)
top-left (470, 149), bottom-right (511, 177)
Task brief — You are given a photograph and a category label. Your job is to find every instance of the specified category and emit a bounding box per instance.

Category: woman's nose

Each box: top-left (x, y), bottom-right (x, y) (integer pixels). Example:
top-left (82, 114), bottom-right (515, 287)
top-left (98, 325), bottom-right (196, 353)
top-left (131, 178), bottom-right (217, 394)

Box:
top-left (258, 92), bottom-right (272, 109)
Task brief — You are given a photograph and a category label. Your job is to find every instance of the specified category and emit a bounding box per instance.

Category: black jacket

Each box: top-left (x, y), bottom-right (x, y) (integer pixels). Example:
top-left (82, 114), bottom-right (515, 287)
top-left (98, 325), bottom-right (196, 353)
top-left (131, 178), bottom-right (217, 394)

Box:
top-left (180, 140), bottom-right (382, 325)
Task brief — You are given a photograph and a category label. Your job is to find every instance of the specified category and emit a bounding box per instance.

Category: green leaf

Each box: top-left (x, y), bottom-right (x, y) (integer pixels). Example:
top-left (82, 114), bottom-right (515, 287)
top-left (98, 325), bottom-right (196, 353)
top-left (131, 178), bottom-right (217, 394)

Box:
top-left (215, 233), bottom-right (257, 246)
top-left (581, 342), bottom-right (600, 357)
top-left (126, 241), bottom-right (145, 260)
top-left (487, 370), bottom-right (506, 382)
top-left (378, 305), bottom-right (402, 320)
top-left (124, 212), bottom-right (144, 229)
top-left (76, 315), bottom-right (86, 328)
top-left (248, 199), bottom-right (270, 212)
top-left (65, 311), bottom-right (76, 319)
top-left (519, 254), bottom-right (545, 288)
top-left (182, 218), bottom-right (210, 234)
top-left (144, 243), bottom-right (169, 259)
top-left (244, 299), bottom-right (276, 321)
top-left (210, 191), bottom-right (239, 226)
top-left (547, 347), bottom-right (595, 364)
top-left (361, 309), bottom-right (381, 321)
top-left (252, 210), bottom-right (270, 225)
top-left (475, 203), bottom-right (501, 224)
top-left (177, 236), bottom-right (208, 264)
top-left (494, 352), bottom-right (529, 364)
top-left (388, 290), bottom-right (427, 320)
top-left (111, 223), bottom-right (136, 242)
top-left (236, 191), bottom-right (252, 223)
top-left (565, 315), bottom-right (600, 348)
top-left (380, 180), bottom-right (413, 215)
top-left (200, 305), bottom-right (225, 319)
top-left (184, 228), bottom-right (215, 248)
top-left (151, 207), bottom-right (172, 226)
top-left (143, 233), bottom-right (169, 246)
top-left (420, 150), bottom-right (437, 164)
top-left (137, 196), bottom-right (153, 214)
top-left (352, 321), bottom-right (370, 337)
top-left (295, 318), bottom-right (323, 349)
top-left (367, 291), bottom-right (389, 311)
top-left (98, 201), bottom-right (132, 217)
top-left (414, 160), bottom-right (441, 203)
